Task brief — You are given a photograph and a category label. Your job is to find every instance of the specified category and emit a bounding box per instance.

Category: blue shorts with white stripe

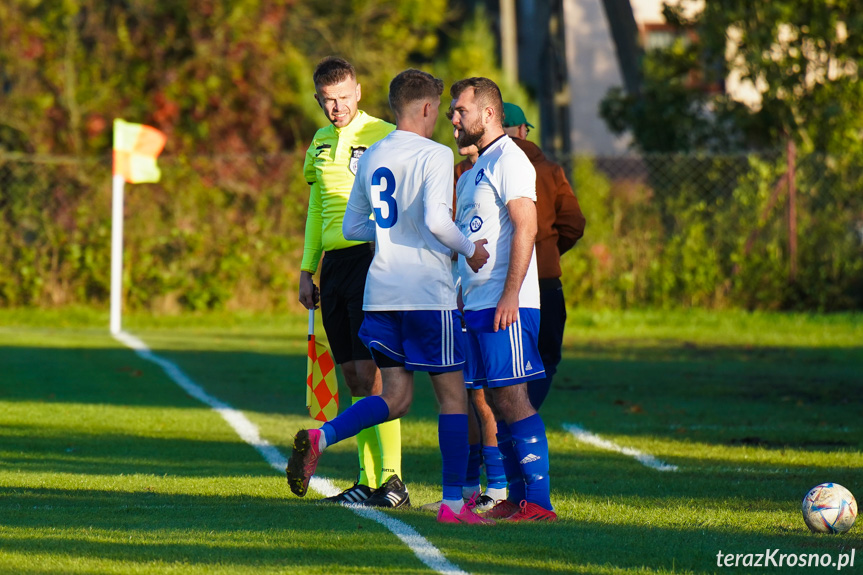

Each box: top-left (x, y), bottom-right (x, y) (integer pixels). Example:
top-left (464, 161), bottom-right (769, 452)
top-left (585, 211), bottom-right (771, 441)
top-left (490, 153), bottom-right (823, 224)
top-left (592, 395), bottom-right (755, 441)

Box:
top-left (463, 307), bottom-right (546, 389)
top-left (359, 309), bottom-right (465, 373)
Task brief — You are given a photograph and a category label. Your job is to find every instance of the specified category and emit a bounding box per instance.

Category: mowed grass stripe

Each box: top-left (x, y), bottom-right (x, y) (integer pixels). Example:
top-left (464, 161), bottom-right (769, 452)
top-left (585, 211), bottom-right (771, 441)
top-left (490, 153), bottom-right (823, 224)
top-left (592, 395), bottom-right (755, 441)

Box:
top-left (0, 331), bottom-right (452, 574)
top-left (112, 330), bottom-right (469, 575)
top-left (1, 311), bottom-right (862, 574)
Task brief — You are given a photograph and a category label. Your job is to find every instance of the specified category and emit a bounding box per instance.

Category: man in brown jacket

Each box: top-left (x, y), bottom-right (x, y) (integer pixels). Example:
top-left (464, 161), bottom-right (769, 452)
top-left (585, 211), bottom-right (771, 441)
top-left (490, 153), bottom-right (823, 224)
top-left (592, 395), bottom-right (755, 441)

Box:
top-left (502, 102), bottom-right (586, 409)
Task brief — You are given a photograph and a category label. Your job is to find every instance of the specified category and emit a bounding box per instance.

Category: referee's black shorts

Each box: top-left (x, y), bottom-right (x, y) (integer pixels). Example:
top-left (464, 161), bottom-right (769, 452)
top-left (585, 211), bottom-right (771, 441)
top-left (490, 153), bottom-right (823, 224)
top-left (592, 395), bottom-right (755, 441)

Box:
top-left (319, 243), bottom-right (374, 365)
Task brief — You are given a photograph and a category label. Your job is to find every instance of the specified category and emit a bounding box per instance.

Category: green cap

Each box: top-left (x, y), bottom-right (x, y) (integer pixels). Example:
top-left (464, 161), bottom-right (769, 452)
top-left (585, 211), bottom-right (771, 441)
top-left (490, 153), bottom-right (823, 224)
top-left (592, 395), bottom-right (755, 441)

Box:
top-left (502, 102), bottom-right (534, 128)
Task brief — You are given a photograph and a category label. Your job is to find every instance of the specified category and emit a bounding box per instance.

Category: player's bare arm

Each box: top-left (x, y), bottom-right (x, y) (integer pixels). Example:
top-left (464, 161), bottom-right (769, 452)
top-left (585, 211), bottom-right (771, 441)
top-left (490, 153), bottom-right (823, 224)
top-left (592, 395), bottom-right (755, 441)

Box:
top-left (493, 197), bottom-right (537, 332)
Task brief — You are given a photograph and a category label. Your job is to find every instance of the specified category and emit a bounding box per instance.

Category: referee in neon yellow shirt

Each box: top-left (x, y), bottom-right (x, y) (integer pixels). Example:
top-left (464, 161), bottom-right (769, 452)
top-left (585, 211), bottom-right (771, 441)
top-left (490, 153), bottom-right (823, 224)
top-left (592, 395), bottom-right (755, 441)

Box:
top-left (296, 57), bottom-right (407, 507)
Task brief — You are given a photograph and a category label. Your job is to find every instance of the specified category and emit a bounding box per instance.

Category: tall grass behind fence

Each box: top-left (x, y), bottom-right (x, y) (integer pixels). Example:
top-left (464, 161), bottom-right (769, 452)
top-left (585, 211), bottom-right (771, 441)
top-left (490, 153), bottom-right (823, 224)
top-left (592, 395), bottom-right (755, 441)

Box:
top-left (2, 149), bottom-right (862, 312)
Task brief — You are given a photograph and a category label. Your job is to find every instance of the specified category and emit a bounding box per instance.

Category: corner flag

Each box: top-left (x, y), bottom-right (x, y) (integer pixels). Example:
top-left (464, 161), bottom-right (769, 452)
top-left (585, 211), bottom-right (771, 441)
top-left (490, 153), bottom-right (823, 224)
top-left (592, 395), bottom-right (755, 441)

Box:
top-left (307, 309), bottom-right (338, 421)
top-left (112, 119), bottom-right (166, 183)
top-left (109, 119), bottom-right (166, 334)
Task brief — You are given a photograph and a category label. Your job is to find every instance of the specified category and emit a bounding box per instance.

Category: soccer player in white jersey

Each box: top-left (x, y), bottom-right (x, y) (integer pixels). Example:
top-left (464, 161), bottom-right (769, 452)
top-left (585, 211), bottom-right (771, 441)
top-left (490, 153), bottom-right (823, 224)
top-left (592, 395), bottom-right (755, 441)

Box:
top-left (449, 77), bottom-right (557, 521)
top-left (287, 69), bottom-right (494, 524)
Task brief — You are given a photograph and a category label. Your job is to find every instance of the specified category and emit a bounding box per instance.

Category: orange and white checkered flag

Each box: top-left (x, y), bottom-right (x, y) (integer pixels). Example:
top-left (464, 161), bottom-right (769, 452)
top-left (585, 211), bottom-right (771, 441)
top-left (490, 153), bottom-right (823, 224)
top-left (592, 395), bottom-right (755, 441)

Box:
top-left (306, 309), bottom-right (338, 422)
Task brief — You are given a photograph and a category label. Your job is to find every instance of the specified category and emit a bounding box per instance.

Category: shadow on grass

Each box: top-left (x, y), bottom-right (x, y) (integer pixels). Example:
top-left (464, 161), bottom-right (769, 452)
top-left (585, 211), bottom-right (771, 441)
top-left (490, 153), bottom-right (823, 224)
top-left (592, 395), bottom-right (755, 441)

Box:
top-left (544, 342), bottom-right (863, 453)
top-left (0, 424), bottom-right (278, 478)
top-left (2, 483), bottom-right (859, 575)
top-left (0, 346), bottom-right (310, 413)
top-left (0, 338), bottom-right (863, 573)
top-left (1, 340), bottom-right (862, 573)
top-left (549, 447), bottom-right (863, 507)
top-left (0, 486), bottom-right (427, 573)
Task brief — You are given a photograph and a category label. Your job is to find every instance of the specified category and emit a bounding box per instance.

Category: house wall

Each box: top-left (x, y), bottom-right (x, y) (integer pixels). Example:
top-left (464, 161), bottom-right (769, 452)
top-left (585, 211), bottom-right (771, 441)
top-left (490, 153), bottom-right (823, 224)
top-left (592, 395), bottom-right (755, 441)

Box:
top-left (563, 0), bottom-right (763, 155)
top-left (563, 0), bottom-right (632, 155)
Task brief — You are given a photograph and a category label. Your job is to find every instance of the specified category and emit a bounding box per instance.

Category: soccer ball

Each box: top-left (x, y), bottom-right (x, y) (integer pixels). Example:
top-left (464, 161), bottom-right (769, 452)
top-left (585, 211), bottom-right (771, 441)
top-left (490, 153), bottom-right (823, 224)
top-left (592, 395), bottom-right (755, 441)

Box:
top-left (801, 483), bottom-right (857, 534)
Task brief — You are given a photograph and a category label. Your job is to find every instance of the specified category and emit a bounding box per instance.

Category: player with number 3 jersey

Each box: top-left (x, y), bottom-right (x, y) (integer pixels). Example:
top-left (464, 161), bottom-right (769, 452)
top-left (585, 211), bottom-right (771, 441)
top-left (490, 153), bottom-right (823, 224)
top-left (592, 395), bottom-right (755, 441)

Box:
top-left (287, 69), bottom-right (494, 525)
top-left (349, 135), bottom-right (467, 312)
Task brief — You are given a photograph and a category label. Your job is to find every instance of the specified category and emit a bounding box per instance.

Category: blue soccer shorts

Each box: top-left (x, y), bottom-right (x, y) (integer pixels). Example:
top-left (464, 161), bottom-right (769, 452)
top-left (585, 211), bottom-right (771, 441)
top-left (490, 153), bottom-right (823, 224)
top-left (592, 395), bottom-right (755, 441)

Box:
top-left (359, 309), bottom-right (465, 373)
top-left (463, 307), bottom-right (546, 388)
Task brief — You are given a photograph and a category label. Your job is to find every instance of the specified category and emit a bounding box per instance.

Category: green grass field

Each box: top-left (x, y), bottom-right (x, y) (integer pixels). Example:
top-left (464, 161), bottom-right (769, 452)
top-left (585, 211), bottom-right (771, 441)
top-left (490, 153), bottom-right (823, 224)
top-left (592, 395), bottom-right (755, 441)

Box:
top-left (1, 308), bottom-right (861, 574)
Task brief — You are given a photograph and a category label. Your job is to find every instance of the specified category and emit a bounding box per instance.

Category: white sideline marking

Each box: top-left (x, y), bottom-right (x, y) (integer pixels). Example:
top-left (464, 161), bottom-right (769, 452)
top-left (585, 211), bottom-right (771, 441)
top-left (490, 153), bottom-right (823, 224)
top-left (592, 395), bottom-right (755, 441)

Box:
top-left (113, 330), bottom-right (467, 575)
top-left (564, 423), bottom-right (678, 472)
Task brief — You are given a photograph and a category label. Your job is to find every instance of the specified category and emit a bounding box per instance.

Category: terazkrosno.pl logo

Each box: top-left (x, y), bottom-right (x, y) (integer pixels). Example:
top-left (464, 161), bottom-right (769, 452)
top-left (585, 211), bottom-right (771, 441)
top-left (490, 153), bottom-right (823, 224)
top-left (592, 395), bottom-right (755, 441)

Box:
top-left (716, 549), bottom-right (855, 571)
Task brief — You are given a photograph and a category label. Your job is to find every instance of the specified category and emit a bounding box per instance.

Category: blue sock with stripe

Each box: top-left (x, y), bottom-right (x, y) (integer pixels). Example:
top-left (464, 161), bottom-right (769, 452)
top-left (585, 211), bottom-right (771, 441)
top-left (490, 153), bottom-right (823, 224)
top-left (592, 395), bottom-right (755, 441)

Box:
top-left (482, 445), bottom-right (507, 491)
top-left (439, 414), bottom-right (469, 502)
top-left (321, 395), bottom-right (389, 447)
top-left (509, 413), bottom-right (552, 510)
top-left (495, 420), bottom-right (525, 503)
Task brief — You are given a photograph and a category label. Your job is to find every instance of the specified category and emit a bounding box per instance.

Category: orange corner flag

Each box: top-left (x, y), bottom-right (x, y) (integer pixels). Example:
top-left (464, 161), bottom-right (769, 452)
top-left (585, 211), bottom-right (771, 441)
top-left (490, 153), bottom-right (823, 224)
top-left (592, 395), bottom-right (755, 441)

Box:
top-left (307, 318), bottom-right (338, 422)
top-left (112, 119), bottom-right (166, 183)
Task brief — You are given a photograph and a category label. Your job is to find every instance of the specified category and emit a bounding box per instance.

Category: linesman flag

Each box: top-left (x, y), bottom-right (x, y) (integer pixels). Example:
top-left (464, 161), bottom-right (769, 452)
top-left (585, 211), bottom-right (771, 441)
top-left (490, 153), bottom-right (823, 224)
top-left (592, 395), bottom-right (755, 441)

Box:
top-left (112, 119), bottom-right (166, 183)
top-left (307, 309), bottom-right (338, 421)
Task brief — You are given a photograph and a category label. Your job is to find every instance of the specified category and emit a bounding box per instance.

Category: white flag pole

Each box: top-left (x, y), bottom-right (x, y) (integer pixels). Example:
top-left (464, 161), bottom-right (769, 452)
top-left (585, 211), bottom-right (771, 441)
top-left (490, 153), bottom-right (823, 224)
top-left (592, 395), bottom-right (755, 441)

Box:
top-left (109, 174), bottom-right (126, 334)
top-left (306, 308), bottom-right (314, 410)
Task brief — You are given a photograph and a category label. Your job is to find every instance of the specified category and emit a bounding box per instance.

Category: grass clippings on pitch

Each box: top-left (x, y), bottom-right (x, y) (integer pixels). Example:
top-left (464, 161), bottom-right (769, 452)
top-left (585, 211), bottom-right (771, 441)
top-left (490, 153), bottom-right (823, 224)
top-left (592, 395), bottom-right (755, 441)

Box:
top-left (0, 309), bottom-right (861, 574)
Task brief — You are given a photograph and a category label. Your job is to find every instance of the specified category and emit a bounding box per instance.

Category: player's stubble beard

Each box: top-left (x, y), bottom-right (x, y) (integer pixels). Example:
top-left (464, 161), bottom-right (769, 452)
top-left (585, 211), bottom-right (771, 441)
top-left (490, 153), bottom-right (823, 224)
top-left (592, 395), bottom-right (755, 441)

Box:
top-left (455, 115), bottom-right (484, 149)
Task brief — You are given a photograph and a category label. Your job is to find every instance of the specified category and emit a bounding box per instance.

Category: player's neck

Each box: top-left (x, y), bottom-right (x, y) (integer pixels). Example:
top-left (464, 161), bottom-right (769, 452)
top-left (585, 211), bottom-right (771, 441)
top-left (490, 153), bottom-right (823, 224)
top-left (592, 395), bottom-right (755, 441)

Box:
top-left (396, 119), bottom-right (432, 139)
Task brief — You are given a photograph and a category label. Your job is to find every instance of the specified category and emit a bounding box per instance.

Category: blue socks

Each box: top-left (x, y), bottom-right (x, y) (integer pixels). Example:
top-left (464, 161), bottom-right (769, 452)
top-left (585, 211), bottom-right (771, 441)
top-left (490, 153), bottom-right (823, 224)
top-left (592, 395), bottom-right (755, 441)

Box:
top-left (495, 420), bottom-right (525, 504)
top-left (509, 414), bottom-right (552, 509)
top-left (482, 445), bottom-right (507, 491)
top-left (321, 395), bottom-right (390, 447)
top-left (439, 414), bottom-right (469, 502)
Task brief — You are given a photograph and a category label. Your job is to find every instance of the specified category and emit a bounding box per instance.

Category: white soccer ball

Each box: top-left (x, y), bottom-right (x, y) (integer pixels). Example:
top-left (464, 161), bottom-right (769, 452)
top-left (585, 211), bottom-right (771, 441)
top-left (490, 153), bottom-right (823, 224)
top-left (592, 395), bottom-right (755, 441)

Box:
top-left (801, 483), bottom-right (857, 534)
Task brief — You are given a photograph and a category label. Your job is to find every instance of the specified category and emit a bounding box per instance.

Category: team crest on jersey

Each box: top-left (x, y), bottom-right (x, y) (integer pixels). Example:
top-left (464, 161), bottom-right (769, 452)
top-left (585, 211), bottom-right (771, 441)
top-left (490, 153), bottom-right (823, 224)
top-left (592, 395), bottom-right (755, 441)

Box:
top-left (469, 216), bottom-right (483, 233)
top-left (349, 146), bottom-right (368, 175)
top-left (474, 168), bottom-right (485, 185)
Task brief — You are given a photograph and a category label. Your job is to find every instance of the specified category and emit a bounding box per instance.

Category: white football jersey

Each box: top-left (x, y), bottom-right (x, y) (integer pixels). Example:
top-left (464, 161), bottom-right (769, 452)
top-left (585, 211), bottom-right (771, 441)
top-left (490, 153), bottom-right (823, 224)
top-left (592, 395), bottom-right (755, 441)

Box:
top-left (347, 130), bottom-right (459, 311)
top-left (455, 135), bottom-right (540, 311)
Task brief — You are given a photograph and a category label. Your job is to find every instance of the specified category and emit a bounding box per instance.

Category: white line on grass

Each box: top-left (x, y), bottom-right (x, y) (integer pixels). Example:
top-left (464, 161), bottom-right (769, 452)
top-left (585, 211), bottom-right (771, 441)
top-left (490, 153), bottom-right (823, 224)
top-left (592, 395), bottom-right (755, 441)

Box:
top-left (564, 423), bottom-right (678, 472)
top-left (113, 330), bottom-right (467, 575)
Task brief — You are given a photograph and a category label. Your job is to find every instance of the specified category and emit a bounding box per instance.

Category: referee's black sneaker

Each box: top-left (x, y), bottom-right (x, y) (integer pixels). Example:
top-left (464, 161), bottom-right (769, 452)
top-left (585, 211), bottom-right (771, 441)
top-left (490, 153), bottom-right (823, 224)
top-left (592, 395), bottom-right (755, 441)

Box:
top-left (319, 482), bottom-right (374, 505)
top-left (362, 474), bottom-right (411, 508)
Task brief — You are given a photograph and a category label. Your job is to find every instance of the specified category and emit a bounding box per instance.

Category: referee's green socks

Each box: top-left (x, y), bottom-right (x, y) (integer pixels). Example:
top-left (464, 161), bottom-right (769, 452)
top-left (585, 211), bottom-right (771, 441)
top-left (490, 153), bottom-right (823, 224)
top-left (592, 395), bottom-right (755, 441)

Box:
top-left (375, 418), bottom-right (402, 482)
top-left (355, 397), bottom-right (382, 488)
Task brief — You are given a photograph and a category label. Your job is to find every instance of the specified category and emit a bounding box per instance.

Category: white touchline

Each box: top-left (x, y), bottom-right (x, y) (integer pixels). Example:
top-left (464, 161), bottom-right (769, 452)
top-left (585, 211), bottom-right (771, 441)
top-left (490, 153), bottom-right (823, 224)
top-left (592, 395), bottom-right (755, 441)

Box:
top-left (113, 330), bottom-right (468, 575)
top-left (564, 423), bottom-right (679, 472)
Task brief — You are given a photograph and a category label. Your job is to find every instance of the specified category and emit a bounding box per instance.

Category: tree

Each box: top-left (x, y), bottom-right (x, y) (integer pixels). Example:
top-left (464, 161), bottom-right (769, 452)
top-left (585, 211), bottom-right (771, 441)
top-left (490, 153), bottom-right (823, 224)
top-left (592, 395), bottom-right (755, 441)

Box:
top-left (0, 0), bottom-right (457, 157)
top-left (0, 0), bottom-right (549, 310)
top-left (601, 0), bottom-right (863, 155)
top-left (598, 0), bottom-right (863, 310)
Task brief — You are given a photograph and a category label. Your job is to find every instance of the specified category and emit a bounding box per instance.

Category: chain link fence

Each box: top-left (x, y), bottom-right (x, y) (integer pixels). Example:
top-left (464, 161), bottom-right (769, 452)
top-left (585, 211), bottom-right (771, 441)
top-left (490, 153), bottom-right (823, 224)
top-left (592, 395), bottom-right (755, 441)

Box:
top-left (565, 146), bottom-right (863, 310)
top-left (2, 149), bottom-right (862, 311)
